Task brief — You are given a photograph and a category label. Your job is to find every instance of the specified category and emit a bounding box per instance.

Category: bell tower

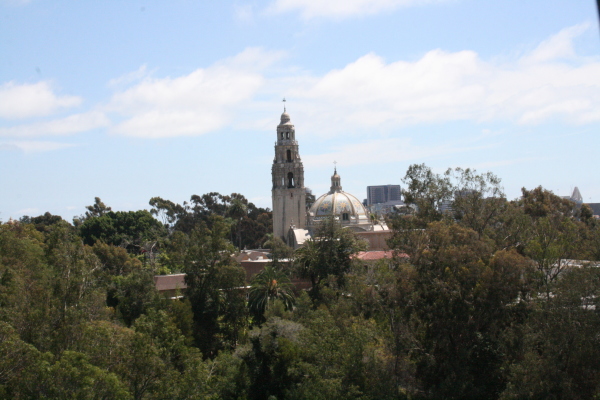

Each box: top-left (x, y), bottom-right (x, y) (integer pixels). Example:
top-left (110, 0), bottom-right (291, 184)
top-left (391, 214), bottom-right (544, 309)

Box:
top-left (272, 103), bottom-right (306, 240)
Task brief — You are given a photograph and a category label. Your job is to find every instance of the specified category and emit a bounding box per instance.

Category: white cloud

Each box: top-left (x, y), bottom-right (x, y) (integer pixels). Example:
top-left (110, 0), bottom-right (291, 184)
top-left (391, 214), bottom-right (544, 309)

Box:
top-left (0, 81), bottom-right (81, 119)
top-left (278, 24), bottom-right (600, 137)
top-left (107, 48), bottom-right (281, 138)
top-left (523, 23), bottom-right (590, 64)
top-left (108, 65), bottom-right (151, 88)
top-left (7, 26), bottom-right (592, 144)
top-left (0, 141), bottom-right (76, 153)
top-left (267, 0), bottom-right (445, 19)
top-left (302, 138), bottom-right (484, 168)
top-left (0, 111), bottom-right (110, 137)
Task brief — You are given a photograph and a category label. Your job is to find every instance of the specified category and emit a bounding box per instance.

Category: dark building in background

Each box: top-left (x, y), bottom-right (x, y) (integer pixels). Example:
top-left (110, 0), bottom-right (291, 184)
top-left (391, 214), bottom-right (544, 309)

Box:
top-left (367, 185), bottom-right (401, 206)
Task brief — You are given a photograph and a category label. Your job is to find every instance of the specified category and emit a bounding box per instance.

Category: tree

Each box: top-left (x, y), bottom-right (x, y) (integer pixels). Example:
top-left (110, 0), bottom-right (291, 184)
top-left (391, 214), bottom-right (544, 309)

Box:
top-left (78, 210), bottom-right (167, 252)
top-left (0, 321), bottom-right (42, 397)
top-left (248, 266), bottom-right (295, 322)
top-left (182, 216), bottom-right (247, 356)
top-left (73, 197), bottom-right (112, 227)
top-left (149, 196), bottom-right (188, 229)
top-left (294, 217), bottom-right (367, 301)
top-left (228, 198), bottom-right (248, 250)
top-left (91, 241), bottom-right (143, 277)
top-left (262, 233), bottom-right (293, 266)
top-left (85, 197), bottom-right (112, 218)
top-left (133, 309), bottom-right (189, 370)
top-left (151, 193), bottom-right (273, 249)
top-left (110, 268), bottom-right (157, 326)
top-left (447, 167), bottom-right (508, 238)
top-left (501, 266), bottom-right (600, 400)
top-left (519, 187), bottom-right (585, 299)
top-left (238, 318), bottom-right (304, 400)
top-left (343, 259), bottom-right (419, 395)
top-left (0, 222), bottom-right (51, 348)
top-left (39, 351), bottom-right (130, 400)
top-left (401, 163), bottom-right (452, 225)
top-left (117, 331), bottom-right (167, 400)
top-left (44, 221), bottom-right (108, 353)
top-left (305, 189), bottom-right (316, 211)
top-left (19, 212), bottom-right (65, 233)
top-left (390, 220), bottom-right (533, 399)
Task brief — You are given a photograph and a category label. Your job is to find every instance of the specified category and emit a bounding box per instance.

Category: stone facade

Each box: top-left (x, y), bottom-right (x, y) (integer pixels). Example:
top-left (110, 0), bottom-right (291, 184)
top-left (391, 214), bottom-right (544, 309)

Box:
top-left (272, 110), bottom-right (306, 240)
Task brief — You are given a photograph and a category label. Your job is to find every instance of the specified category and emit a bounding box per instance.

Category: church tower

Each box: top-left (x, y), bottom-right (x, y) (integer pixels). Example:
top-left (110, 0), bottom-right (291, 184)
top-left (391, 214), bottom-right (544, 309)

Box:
top-left (272, 106), bottom-right (306, 240)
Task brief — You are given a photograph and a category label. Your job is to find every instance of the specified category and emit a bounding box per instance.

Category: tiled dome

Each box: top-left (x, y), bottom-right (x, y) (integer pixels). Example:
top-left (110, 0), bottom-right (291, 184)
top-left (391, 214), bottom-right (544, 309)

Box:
top-left (309, 190), bottom-right (368, 220)
top-left (308, 168), bottom-right (371, 228)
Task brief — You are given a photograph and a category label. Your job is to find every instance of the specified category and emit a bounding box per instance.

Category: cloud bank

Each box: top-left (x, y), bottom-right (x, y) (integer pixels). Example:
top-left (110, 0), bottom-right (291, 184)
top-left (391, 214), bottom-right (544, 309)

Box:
top-left (0, 25), bottom-right (598, 146)
top-left (106, 48), bottom-right (278, 138)
top-left (283, 24), bottom-right (600, 136)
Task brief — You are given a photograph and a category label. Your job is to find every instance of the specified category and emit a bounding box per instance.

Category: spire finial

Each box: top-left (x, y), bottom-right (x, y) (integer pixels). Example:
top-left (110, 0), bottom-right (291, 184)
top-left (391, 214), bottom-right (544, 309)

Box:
top-left (333, 160), bottom-right (337, 173)
top-left (282, 97), bottom-right (286, 112)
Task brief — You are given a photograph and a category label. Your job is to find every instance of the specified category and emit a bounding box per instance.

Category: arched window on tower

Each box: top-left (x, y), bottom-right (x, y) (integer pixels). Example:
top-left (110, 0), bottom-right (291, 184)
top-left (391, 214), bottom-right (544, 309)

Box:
top-left (286, 149), bottom-right (292, 162)
top-left (287, 172), bottom-right (295, 188)
top-left (286, 132), bottom-right (290, 139)
top-left (280, 132), bottom-right (284, 140)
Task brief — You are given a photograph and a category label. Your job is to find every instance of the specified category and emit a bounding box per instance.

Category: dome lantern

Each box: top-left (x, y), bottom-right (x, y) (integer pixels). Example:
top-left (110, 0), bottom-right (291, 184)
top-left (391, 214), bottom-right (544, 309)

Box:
top-left (330, 167), bottom-right (342, 193)
top-left (307, 167), bottom-right (373, 232)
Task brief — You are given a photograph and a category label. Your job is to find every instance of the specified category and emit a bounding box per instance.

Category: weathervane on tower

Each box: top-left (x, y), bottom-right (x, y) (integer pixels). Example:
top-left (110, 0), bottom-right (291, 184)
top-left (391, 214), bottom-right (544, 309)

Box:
top-left (283, 97), bottom-right (286, 112)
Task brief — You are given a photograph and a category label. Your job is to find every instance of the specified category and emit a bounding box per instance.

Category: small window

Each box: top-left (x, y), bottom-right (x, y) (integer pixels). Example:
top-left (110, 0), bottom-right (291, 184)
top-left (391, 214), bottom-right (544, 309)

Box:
top-left (286, 149), bottom-right (292, 162)
top-left (287, 172), bottom-right (295, 188)
top-left (342, 213), bottom-right (349, 221)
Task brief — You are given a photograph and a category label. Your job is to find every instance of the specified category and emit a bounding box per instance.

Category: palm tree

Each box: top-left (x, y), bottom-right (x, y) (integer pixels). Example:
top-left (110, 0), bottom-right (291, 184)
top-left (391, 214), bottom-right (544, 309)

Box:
top-left (227, 198), bottom-right (247, 249)
top-left (248, 266), bottom-right (295, 319)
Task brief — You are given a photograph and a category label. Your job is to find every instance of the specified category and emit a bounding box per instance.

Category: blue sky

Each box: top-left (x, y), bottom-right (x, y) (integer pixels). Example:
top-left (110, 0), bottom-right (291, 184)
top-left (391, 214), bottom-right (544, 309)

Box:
top-left (1, 0), bottom-right (599, 221)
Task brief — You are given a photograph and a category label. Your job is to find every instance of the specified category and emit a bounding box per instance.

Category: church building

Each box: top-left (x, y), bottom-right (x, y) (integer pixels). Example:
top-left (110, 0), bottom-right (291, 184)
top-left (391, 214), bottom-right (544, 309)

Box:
top-left (271, 108), bottom-right (390, 250)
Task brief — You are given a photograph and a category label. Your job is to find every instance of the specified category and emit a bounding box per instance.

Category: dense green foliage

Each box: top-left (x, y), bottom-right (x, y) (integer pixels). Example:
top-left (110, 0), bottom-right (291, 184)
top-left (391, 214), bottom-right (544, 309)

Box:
top-left (1, 170), bottom-right (600, 399)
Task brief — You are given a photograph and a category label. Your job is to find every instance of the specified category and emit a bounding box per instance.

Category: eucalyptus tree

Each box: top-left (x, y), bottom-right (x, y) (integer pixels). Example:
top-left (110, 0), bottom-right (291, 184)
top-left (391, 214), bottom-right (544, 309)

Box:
top-left (401, 163), bottom-right (452, 225)
top-left (446, 167), bottom-right (508, 238)
top-left (182, 216), bottom-right (247, 356)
